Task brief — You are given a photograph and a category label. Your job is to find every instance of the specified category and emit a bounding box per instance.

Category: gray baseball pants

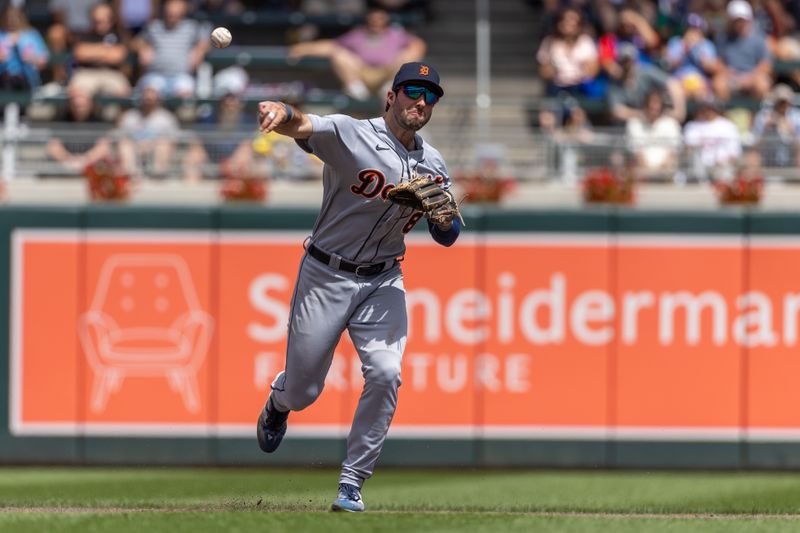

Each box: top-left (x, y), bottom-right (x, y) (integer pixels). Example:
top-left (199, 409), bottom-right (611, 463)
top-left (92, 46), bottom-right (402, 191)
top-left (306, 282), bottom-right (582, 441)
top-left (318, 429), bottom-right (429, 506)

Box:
top-left (270, 252), bottom-right (407, 488)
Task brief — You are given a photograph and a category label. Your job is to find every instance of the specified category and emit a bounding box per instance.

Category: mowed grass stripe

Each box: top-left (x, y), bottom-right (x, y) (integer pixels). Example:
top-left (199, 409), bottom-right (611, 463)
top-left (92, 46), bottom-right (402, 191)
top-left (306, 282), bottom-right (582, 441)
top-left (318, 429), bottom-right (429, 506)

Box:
top-left (3, 512), bottom-right (800, 533)
top-left (2, 468), bottom-right (800, 532)
top-left (4, 468), bottom-right (800, 513)
top-left (4, 507), bottom-right (800, 521)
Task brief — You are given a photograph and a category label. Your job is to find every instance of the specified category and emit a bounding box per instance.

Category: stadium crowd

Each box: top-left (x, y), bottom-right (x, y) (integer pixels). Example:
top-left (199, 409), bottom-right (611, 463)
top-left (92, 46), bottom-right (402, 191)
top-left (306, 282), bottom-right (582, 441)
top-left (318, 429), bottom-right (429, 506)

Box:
top-left (536, 0), bottom-right (800, 183)
top-left (2, 0), bottom-right (797, 188)
top-left (0, 0), bottom-right (427, 181)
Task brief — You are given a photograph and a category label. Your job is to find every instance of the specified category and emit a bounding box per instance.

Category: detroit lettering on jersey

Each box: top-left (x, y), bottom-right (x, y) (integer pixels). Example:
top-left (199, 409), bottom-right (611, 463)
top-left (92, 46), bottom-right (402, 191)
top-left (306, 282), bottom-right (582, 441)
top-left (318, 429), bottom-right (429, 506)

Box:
top-left (349, 169), bottom-right (445, 201)
top-left (296, 114), bottom-right (451, 265)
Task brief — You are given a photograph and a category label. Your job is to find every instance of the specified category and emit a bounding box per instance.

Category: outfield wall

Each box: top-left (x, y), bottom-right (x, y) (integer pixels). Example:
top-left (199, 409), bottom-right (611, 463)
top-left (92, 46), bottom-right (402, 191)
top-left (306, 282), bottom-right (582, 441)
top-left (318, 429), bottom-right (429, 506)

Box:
top-left (5, 205), bottom-right (800, 468)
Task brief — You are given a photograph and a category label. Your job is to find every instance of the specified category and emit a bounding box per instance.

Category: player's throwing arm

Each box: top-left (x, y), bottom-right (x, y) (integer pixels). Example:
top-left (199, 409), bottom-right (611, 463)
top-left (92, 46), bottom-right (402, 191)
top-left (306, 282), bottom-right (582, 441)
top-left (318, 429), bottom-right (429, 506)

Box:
top-left (257, 101), bottom-right (312, 137)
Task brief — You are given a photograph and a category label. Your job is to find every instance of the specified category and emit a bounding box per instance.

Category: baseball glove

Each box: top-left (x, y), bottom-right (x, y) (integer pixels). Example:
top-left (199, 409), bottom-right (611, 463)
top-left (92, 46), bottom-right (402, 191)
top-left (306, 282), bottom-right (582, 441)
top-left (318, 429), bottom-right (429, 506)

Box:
top-left (387, 177), bottom-right (464, 226)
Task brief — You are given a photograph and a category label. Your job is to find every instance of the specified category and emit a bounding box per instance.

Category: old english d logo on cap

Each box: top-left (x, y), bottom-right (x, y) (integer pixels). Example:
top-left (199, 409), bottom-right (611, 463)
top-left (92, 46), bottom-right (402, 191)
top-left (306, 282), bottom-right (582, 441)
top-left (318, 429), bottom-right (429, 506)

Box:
top-left (392, 62), bottom-right (444, 97)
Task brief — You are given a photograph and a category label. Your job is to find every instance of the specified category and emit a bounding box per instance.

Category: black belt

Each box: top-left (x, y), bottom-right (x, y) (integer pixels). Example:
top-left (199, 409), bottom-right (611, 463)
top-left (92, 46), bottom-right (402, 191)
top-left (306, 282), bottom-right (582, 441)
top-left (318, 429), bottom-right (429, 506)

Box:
top-left (307, 243), bottom-right (395, 277)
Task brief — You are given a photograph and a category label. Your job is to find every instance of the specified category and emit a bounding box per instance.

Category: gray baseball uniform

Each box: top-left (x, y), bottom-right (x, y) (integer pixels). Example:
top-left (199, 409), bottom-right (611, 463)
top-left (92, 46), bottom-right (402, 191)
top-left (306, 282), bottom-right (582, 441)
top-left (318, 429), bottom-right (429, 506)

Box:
top-left (268, 113), bottom-right (453, 488)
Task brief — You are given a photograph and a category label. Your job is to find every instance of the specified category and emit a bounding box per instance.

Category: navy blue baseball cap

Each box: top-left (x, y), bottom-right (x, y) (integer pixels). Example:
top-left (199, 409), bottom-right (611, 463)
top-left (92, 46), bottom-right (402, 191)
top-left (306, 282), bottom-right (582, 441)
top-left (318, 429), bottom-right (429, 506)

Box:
top-left (392, 62), bottom-right (444, 97)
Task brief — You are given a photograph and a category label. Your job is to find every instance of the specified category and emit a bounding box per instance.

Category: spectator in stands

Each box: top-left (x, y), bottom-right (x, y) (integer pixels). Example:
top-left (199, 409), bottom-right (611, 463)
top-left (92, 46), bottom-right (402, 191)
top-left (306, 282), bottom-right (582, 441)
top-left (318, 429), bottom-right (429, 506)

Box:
top-left (754, 0), bottom-right (800, 89)
top-left (608, 43), bottom-right (686, 124)
top-left (113, 0), bottom-right (160, 41)
top-left (683, 96), bottom-right (742, 182)
top-left (536, 7), bottom-right (600, 98)
top-left (115, 80), bottom-right (180, 179)
top-left (46, 134), bottom-right (113, 174)
top-left (0, 4), bottom-right (50, 91)
top-left (370, 0), bottom-right (411, 11)
top-left (751, 83), bottom-right (800, 166)
top-left (47, 0), bottom-right (101, 83)
top-left (136, 0), bottom-right (211, 98)
top-left (233, 0), bottom-right (294, 9)
top-left (598, 7), bottom-right (661, 82)
top-left (231, 129), bottom-right (324, 182)
top-left (370, 0), bottom-right (428, 18)
top-left (69, 3), bottom-right (131, 99)
top-left (655, 0), bottom-right (690, 40)
top-left (191, 0), bottom-right (246, 16)
top-left (664, 13), bottom-right (722, 101)
top-left (288, 6), bottom-right (426, 99)
top-left (539, 98), bottom-right (595, 185)
top-left (626, 89), bottom-right (683, 181)
top-left (752, 0), bottom-right (800, 60)
top-left (301, 0), bottom-right (365, 16)
top-left (291, 0), bottom-right (366, 42)
top-left (186, 63), bottom-right (323, 181)
top-left (185, 94), bottom-right (323, 182)
top-left (712, 0), bottom-right (772, 101)
top-left (46, 86), bottom-right (113, 173)
top-left (535, 0), bottom-right (563, 41)
top-left (184, 82), bottom-right (252, 181)
top-left (47, 133), bottom-right (113, 175)
top-left (249, 126), bottom-right (325, 181)
top-left (48, 0), bottom-right (101, 37)
top-left (55, 85), bottom-right (106, 122)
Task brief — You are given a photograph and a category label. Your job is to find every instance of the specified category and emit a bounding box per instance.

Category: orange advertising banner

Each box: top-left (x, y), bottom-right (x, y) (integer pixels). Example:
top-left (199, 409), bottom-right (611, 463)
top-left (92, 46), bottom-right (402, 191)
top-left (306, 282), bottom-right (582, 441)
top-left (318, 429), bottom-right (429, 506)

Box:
top-left (11, 230), bottom-right (800, 441)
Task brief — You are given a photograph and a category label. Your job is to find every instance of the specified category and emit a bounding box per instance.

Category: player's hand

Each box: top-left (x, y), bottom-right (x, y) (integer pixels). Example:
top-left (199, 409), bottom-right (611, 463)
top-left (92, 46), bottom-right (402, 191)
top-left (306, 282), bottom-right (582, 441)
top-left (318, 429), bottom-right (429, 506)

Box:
top-left (258, 101), bottom-right (288, 133)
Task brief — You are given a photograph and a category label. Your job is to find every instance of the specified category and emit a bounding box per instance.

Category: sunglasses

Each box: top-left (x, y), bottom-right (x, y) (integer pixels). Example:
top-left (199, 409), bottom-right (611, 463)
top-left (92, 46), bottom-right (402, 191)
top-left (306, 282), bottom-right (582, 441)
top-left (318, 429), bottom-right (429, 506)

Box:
top-left (401, 85), bottom-right (439, 105)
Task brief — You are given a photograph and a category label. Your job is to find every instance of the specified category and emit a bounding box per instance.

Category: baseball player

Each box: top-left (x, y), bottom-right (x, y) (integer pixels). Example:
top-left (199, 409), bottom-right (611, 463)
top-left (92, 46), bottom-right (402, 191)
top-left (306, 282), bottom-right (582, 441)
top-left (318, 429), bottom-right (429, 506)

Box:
top-left (255, 62), bottom-right (461, 512)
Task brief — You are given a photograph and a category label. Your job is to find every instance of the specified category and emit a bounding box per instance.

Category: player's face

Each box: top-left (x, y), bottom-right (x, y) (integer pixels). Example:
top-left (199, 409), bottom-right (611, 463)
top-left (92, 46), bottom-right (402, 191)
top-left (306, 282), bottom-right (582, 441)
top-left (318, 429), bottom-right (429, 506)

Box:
top-left (390, 84), bottom-right (438, 131)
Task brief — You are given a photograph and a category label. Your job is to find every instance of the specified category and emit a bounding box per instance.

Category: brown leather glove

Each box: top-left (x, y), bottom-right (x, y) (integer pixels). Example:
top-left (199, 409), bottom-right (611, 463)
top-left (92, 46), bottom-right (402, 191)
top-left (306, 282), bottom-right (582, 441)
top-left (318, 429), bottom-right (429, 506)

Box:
top-left (386, 176), bottom-right (464, 226)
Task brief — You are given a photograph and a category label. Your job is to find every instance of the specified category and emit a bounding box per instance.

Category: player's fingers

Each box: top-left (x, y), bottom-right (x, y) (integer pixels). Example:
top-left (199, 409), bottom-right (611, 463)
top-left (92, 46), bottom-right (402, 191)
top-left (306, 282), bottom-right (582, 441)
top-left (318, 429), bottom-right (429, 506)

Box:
top-left (259, 109), bottom-right (279, 132)
top-left (257, 101), bottom-right (272, 115)
top-left (257, 102), bottom-right (277, 128)
top-left (259, 106), bottom-right (283, 133)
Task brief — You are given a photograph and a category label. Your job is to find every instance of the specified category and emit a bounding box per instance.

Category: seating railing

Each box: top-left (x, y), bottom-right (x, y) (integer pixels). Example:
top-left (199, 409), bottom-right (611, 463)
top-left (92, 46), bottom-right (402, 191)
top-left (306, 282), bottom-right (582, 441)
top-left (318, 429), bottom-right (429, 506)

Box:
top-left (4, 121), bottom-right (797, 184)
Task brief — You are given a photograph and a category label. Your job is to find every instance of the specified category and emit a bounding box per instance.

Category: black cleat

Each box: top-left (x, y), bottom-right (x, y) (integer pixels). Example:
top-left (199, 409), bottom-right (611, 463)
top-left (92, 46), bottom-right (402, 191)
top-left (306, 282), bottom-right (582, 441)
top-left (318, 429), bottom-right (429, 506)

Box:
top-left (256, 397), bottom-right (289, 453)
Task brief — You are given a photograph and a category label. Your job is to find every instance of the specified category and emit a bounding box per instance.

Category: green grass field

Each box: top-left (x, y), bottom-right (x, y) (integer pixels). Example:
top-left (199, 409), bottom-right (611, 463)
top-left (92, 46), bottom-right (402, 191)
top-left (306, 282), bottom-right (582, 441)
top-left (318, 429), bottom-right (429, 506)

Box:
top-left (3, 468), bottom-right (800, 532)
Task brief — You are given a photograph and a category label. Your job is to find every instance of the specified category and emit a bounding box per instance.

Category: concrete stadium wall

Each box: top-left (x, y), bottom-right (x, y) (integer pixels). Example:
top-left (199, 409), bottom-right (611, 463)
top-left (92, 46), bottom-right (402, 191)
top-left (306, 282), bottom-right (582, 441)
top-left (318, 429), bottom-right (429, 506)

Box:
top-left (4, 204), bottom-right (800, 469)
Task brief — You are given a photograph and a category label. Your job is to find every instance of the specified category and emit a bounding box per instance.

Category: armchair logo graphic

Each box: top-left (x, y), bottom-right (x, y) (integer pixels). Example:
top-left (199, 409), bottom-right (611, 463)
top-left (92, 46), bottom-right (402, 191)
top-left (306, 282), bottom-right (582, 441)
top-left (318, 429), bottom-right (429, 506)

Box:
top-left (78, 254), bottom-right (214, 413)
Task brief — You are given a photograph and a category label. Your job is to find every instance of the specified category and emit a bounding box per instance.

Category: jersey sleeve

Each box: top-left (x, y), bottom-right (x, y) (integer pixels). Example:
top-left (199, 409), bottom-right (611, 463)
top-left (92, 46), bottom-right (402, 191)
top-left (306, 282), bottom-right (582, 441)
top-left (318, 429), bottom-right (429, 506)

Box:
top-left (294, 113), bottom-right (359, 166)
top-left (438, 166), bottom-right (452, 191)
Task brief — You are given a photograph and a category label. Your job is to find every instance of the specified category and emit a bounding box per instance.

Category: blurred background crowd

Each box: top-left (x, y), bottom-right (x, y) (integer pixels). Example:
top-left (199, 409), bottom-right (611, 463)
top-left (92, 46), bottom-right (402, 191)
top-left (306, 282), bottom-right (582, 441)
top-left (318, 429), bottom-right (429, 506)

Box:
top-left (0, 0), bottom-right (431, 184)
top-left (535, 0), bottom-right (800, 186)
top-left (1, 0), bottom-right (800, 198)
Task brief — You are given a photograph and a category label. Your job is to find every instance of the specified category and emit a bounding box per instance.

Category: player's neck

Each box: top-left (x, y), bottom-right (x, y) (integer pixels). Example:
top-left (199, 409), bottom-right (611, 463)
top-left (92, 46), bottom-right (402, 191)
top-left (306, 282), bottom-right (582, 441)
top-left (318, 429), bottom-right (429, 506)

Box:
top-left (383, 114), bottom-right (418, 150)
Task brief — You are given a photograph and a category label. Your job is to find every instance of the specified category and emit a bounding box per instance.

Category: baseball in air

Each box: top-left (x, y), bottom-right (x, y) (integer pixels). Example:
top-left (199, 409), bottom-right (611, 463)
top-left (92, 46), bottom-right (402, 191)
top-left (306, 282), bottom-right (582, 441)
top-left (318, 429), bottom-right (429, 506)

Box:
top-left (211, 27), bottom-right (232, 48)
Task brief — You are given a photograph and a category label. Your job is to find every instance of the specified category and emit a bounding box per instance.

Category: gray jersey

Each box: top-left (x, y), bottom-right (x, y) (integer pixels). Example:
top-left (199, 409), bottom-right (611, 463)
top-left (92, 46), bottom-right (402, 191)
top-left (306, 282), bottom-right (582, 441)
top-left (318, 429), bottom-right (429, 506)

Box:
top-left (297, 114), bottom-right (450, 264)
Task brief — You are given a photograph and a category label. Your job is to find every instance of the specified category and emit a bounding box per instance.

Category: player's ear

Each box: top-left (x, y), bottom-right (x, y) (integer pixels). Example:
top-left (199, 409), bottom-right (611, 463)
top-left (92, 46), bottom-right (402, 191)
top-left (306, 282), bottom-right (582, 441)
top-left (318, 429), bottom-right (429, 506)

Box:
top-left (385, 89), bottom-right (396, 112)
